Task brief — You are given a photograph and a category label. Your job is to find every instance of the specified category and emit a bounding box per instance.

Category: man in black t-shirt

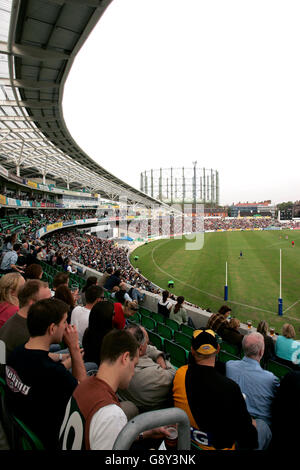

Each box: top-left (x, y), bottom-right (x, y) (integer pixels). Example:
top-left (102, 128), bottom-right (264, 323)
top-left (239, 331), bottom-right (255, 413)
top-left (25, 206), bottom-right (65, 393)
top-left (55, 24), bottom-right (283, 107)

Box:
top-left (173, 328), bottom-right (258, 450)
top-left (5, 298), bottom-right (87, 449)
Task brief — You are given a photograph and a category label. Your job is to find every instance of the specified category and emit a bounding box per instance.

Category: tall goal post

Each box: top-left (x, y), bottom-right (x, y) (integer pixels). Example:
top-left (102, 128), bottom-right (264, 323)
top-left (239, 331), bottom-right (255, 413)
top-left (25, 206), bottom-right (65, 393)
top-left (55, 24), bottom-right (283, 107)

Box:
top-left (224, 261), bottom-right (228, 301)
top-left (278, 249), bottom-right (283, 316)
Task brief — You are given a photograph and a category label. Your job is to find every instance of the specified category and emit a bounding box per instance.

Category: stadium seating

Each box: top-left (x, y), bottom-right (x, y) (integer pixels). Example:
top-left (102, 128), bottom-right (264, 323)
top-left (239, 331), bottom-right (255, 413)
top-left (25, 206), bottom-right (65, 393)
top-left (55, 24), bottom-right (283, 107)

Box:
top-left (141, 315), bottom-right (156, 332)
top-left (266, 359), bottom-right (292, 379)
top-left (147, 330), bottom-right (164, 351)
top-left (181, 324), bottom-right (195, 338)
top-left (104, 290), bottom-right (112, 300)
top-left (165, 317), bottom-right (180, 332)
top-left (219, 340), bottom-right (241, 357)
top-left (129, 311), bottom-right (141, 324)
top-left (150, 312), bottom-right (165, 324)
top-left (3, 204), bottom-right (298, 450)
top-left (218, 350), bottom-right (241, 363)
top-left (174, 330), bottom-right (192, 350)
top-left (163, 339), bottom-right (188, 369)
top-left (157, 322), bottom-right (173, 341)
top-left (139, 307), bottom-right (152, 317)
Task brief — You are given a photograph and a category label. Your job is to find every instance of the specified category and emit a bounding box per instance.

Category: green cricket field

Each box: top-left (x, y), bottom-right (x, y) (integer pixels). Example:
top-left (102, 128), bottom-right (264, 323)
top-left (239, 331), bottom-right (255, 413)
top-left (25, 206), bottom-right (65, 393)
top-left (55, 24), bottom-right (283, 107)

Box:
top-left (130, 229), bottom-right (300, 337)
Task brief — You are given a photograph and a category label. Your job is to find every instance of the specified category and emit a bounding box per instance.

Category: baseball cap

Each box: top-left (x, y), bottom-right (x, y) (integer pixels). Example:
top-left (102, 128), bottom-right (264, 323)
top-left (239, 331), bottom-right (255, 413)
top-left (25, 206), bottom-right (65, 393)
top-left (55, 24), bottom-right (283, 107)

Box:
top-left (192, 329), bottom-right (219, 355)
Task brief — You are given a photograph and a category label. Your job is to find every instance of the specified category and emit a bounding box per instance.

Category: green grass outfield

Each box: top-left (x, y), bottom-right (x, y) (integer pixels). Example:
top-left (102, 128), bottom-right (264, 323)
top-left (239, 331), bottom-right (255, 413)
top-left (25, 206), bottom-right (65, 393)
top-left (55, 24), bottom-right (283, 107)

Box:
top-left (130, 229), bottom-right (300, 338)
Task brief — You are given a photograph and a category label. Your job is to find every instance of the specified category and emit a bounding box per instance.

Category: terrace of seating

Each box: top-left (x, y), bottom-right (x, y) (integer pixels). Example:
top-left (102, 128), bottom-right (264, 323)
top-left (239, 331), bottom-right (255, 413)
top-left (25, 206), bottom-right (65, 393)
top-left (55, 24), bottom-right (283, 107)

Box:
top-left (104, 295), bottom-right (292, 379)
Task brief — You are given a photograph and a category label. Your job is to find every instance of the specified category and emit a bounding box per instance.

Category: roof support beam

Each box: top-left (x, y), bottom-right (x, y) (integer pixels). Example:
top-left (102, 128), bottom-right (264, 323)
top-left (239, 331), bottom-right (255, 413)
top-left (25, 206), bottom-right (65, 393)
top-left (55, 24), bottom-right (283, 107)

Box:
top-left (0, 78), bottom-right (59, 90)
top-left (0, 116), bottom-right (59, 123)
top-left (47, 0), bottom-right (103, 7)
top-left (0, 41), bottom-right (70, 61)
top-left (0, 128), bottom-right (41, 135)
top-left (0, 100), bottom-right (58, 109)
top-left (0, 137), bottom-right (49, 144)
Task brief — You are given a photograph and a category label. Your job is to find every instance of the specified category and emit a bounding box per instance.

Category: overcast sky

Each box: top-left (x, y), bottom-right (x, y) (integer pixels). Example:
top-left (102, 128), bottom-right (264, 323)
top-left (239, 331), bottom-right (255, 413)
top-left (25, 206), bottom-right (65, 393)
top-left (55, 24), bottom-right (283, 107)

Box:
top-left (63, 0), bottom-right (300, 206)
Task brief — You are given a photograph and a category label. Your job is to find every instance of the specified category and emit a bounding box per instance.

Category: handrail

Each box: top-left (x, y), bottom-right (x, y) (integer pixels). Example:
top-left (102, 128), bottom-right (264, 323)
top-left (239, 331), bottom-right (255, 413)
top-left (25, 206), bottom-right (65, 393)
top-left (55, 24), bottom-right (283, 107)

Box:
top-left (112, 407), bottom-right (190, 450)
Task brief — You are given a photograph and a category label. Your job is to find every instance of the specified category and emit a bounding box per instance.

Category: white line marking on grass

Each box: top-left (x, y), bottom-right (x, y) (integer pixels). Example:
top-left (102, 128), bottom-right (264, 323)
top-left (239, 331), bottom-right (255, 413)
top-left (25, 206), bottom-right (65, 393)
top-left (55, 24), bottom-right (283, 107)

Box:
top-left (151, 242), bottom-right (277, 315)
top-left (283, 299), bottom-right (300, 314)
top-left (149, 238), bottom-right (300, 322)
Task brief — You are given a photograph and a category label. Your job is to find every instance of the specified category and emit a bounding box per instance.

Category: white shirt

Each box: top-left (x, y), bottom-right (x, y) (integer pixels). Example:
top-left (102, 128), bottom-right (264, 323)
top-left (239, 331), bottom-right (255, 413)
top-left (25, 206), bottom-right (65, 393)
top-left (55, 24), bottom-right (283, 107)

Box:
top-left (70, 306), bottom-right (90, 343)
top-left (89, 404), bottom-right (127, 450)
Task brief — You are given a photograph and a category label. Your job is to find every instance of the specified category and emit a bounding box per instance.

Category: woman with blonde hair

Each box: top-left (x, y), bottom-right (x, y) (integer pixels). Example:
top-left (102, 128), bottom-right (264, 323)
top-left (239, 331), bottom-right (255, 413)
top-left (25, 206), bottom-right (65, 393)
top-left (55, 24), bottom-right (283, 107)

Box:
top-left (275, 323), bottom-right (300, 367)
top-left (0, 272), bottom-right (25, 328)
top-left (113, 299), bottom-right (139, 329)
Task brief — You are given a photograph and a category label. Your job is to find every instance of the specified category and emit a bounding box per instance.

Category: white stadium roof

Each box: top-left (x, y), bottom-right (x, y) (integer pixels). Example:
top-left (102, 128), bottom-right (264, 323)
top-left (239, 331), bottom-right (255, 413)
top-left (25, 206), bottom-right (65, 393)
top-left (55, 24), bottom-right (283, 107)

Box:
top-left (0, 0), bottom-right (166, 207)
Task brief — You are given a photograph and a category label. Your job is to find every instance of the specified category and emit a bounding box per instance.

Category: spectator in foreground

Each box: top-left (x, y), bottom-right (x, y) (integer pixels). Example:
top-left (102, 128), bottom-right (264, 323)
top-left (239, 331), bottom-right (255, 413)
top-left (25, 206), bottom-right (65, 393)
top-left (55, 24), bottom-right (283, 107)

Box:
top-left (70, 285), bottom-right (104, 343)
top-left (79, 276), bottom-right (98, 305)
top-left (0, 280), bottom-right (52, 362)
top-left (54, 285), bottom-right (76, 323)
top-left (52, 272), bottom-right (70, 295)
top-left (82, 301), bottom-right (114, 366)
top-left (173, 328), bottom-right (258, 450)
top-left (256, 320), bottom-right (275, 368)
top-left (118, 325), bottom-right (176, 413)
top-left (59, 329), bottom-right (171, 450)
top-left (24, 263), bottom-right (43, 280)
top-left (275, 323), bottom-right (300, 368)
top-left (5, 298), bottom-right (87, 449)
top-left (271, 369), bottom-right (300, 449)
top-left (226, 332), bottom-right (280, 449)
top-left (0, 273), bottom-right (25, 329)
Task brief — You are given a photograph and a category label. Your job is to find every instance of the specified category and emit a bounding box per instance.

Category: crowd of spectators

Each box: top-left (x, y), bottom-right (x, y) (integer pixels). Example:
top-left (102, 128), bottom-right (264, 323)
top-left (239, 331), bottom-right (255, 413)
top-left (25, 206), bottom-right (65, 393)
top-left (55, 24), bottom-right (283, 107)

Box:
top-left (0, 228), bottom-right (300, 450)
top-left (31, 209), bottom-right (97, 228)
top-left (1, 209), bottom-right (299, 318)
top-left (146, 215), bottom-right (297, 238)
top-left (43, 229), bottom-right (157, 294)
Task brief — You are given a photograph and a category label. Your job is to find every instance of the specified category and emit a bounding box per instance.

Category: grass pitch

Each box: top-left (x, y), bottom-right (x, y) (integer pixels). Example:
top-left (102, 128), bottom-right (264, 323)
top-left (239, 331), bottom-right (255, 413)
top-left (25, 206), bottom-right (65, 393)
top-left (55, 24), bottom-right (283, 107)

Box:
top-left (130, 229), bottom-right (300, 337)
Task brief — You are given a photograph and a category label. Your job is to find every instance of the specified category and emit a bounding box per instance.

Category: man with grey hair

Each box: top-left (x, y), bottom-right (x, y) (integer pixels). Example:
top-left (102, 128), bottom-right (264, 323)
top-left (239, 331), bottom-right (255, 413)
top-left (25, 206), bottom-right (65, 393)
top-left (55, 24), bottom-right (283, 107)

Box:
top-left (117, 325), bottom-right (176, 412)
top-left (226, 332), bottom-right (280, 450)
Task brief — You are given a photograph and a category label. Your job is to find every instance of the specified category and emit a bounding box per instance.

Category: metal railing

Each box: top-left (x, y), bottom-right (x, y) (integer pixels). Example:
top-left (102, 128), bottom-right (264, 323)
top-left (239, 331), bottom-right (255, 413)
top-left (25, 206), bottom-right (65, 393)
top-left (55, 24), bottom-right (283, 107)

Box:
top-left (112, 407), bottom-right (190, 450)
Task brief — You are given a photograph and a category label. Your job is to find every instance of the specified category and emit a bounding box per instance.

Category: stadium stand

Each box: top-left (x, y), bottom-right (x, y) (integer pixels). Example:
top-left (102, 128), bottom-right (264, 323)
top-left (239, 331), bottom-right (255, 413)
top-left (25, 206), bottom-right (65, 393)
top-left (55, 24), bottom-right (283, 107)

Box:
top-left (1, 0), bottom-right (300, 452)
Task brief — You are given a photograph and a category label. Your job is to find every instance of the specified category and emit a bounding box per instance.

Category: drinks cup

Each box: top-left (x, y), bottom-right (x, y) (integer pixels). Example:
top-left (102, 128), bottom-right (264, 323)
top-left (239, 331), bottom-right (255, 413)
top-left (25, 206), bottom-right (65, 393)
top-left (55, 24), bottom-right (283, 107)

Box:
top-left (164, 426), bottom-right (178, 449)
